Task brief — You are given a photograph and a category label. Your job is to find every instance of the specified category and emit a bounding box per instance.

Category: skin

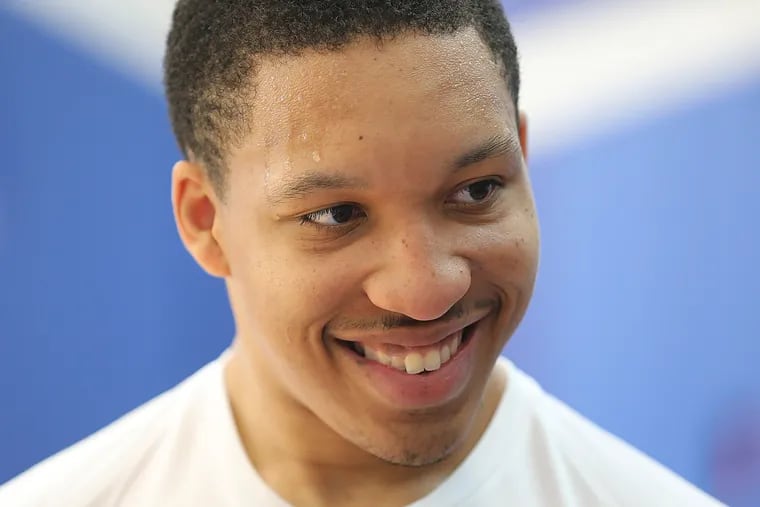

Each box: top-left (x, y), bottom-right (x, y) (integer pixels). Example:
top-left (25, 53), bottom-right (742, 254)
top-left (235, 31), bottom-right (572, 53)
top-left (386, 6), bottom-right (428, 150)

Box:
top-left (172, 27), bottom-right (539, 507)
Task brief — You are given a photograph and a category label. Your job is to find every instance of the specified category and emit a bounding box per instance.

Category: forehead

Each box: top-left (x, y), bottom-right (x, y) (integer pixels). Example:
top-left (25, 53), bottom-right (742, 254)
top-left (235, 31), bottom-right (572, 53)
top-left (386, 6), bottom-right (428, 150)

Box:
top-left (246, 27), bottom-right (515, 149)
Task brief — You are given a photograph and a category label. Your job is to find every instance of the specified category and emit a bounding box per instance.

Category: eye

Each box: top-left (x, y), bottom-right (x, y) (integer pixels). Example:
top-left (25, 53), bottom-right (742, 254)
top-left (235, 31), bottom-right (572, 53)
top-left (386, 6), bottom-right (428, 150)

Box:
top-left (300, 204), bottom-right (366, 228)
top-left (449, 179), bottom-right (503, 205)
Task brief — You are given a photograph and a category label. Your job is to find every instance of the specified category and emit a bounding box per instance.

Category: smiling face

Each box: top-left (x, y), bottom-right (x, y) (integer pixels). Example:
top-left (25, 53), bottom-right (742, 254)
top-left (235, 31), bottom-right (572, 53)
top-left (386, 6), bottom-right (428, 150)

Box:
top-left (174, 27), bottom-right (539, 467)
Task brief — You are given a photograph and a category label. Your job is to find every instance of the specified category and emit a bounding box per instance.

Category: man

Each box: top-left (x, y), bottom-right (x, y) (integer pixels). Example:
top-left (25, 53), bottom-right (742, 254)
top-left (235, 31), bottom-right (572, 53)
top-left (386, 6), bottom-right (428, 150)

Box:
top-left (0, 1), bottom-right (723, 505)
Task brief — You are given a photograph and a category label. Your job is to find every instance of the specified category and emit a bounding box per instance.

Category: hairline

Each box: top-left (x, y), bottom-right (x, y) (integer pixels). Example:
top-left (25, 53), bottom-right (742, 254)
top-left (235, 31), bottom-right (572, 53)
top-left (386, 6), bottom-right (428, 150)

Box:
top-left (183, 28), bottom-right (519, 200)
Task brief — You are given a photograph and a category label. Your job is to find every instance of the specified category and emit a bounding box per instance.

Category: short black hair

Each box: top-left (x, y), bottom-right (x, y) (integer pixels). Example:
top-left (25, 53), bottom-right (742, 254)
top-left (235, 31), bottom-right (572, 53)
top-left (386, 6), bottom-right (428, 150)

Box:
top-left (164, 0), bottom-right (520, 196)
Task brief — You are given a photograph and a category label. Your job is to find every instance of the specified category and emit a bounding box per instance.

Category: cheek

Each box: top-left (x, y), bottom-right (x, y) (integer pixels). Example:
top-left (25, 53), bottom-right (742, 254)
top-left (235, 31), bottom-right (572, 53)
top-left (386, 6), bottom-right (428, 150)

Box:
top-left (236, 240), bottom-right (363, 334)
top-left (469, 207), bottom-right (540, 280)
top-left (232, 250), bottom-right (352, 381)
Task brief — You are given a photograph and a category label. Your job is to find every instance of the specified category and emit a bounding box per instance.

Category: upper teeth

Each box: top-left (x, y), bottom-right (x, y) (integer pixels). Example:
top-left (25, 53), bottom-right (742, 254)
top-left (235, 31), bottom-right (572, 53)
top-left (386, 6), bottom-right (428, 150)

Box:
top-left (361, 329), bottom-right (463, 375)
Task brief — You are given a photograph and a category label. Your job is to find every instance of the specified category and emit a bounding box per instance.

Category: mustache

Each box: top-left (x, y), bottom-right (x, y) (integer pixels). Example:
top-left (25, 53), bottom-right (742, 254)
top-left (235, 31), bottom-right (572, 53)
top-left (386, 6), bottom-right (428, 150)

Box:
top-left (328, 298), bottom-right (499, 332)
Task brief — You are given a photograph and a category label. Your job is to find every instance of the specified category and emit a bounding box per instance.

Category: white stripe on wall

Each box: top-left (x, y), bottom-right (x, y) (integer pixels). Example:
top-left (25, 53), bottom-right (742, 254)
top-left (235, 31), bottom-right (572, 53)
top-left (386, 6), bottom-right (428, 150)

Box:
top-left (513, 0), bottom-right (760, 155)
top-left (5, 0), bottom-right (760, 156)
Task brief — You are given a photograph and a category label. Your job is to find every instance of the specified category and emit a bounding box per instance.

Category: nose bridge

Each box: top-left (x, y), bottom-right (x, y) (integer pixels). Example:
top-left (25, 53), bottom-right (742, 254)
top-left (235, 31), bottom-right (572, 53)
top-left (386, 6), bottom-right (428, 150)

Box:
top-left (364, 218), bottom-right (471, 321)
top-left (396, 218), bottom-right (448, 275)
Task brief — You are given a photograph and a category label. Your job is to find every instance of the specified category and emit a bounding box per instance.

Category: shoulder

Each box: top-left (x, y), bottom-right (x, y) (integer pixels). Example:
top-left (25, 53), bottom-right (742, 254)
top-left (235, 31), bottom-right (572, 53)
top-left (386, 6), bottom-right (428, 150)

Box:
top-left (496, 359), bottom-right (725, 506)
top-left (0, 360), bottom-right (222, 507)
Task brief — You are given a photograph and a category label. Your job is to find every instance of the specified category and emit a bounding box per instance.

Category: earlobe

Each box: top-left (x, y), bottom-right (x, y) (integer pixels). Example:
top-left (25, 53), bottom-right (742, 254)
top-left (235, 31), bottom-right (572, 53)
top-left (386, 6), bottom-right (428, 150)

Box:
top-left (171, 160), bottom-right (231, 278)
top-left (518, 111), bottom-right (528, 162)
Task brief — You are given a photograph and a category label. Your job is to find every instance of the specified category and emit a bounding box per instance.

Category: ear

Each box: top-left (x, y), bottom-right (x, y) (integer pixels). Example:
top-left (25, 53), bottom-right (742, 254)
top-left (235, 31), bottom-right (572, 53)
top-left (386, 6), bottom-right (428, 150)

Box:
top-left (518, 111), bottom-right (529, 162)
top-left (171, 160), bottom-right (230, 278)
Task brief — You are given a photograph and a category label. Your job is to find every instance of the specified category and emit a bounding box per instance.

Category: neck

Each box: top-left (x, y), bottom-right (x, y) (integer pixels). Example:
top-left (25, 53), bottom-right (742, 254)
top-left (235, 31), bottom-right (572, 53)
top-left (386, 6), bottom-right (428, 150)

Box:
top-left (224, 339), bottom-right (506, 507)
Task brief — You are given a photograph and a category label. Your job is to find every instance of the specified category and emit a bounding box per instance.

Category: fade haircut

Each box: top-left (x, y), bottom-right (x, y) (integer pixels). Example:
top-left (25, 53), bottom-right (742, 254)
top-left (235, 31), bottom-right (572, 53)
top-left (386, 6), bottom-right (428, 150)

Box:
top-left (164, 0), bottom-right (520, 197)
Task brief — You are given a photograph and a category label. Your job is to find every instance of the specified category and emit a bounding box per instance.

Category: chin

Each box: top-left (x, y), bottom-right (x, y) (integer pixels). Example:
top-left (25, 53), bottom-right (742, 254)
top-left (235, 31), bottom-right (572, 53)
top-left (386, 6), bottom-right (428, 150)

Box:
top-left (342, 389), bottom-right (482, 468)
top-left (362, 426), bottom-right (466, 467)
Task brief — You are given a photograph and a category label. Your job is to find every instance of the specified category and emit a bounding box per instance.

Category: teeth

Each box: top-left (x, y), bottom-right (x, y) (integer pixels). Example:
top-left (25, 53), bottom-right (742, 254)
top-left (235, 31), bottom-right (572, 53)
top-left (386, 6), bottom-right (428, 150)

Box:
top-left (377, 350), bottom-right (391, 366)
top-left (440, 344), bottom-right (451, 363)
top-left (423, 350), bottom-right (441, 371)
top-left (451, 333), bottom-right (461, 355)
top-left (404, 353), bottom-right (425, 374)
top-left (391, 356), bottom-right (406, 371)
top-left (358, 326), bottom-right (469, 375)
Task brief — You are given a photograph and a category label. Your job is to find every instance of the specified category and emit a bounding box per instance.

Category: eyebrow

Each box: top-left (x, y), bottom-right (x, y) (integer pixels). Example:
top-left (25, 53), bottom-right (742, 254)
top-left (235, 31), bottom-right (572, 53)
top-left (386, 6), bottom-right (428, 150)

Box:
top-left (452, 133), bottom-right (521, 171)
top-left (266, 133), bottom-right (520, 205)
top-left (267, 172), bottom-right (368, 204)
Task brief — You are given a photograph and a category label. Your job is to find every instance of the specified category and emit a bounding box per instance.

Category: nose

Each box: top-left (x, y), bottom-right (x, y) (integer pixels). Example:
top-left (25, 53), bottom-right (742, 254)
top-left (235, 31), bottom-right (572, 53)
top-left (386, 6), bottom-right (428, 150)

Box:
top-left (363, 224), bottom-right (471, 322)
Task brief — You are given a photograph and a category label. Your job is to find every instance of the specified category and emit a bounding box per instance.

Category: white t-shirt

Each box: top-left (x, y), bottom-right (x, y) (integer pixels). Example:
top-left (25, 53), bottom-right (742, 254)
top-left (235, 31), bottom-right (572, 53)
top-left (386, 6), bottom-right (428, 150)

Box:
top-left (0, 355), bottom-right (723, 506)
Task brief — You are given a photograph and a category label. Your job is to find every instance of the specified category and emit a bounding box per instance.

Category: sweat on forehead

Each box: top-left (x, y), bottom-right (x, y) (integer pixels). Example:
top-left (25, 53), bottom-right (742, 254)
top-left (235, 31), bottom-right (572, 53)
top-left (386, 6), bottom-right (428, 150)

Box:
top-left (163, 0), bottom-right (520, 197)
top-left (248, 29), bottom-right (512, 150)
top-left (224, 35), bottom-right (519, 213)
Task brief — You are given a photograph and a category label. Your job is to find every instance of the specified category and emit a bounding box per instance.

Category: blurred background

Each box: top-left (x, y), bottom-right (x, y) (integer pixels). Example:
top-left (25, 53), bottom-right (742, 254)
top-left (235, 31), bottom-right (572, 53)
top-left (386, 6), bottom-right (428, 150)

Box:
top-left (1, 0), bottom-right (758, 504)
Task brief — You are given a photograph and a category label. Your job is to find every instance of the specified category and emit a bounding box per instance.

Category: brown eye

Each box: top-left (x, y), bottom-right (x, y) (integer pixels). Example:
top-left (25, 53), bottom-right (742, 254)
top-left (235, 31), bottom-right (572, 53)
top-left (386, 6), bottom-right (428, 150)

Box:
top-left (449, 179), bottom-right (502, 204)
top-left (300, 204), bottom-right (366, 227)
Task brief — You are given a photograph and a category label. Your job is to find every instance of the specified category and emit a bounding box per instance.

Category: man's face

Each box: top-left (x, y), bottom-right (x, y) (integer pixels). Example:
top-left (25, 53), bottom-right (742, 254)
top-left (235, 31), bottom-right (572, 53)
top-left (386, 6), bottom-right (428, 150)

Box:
top-left (216, 28), bottom-right (539, 466)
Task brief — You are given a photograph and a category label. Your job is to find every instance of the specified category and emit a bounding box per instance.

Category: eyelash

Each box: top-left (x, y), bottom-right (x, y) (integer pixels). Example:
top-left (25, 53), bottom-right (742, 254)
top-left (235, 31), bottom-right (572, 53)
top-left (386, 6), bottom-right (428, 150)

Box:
top-left (298, 178), bottom-right (504, 231)
top-left (298, 204), bottom-right (367, 231)
top-left (449, 178), bottom-right (504, 207)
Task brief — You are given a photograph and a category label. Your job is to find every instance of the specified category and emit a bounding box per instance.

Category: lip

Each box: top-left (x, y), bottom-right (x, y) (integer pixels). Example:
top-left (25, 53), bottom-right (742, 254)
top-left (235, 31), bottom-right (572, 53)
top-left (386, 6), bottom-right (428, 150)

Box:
top-left (331, 310), bottom-right (491, 349)
top-left (336, 317), bottom-right (486, 410)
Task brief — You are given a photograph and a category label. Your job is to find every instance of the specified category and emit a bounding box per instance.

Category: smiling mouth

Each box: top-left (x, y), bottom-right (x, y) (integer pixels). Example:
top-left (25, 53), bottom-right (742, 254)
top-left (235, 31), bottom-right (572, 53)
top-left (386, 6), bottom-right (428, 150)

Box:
top-left (336, 322), bottom-right (479, 375)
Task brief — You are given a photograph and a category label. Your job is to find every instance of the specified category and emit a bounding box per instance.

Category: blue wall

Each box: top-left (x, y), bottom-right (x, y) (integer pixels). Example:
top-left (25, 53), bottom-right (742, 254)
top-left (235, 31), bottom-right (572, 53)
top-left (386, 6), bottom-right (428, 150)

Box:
top-left (511, 80), bottom-right (760, 504)
top-left (0, 11), bottom-right (233, 481)
top-left (1, 8), bottom-right (758, 504)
